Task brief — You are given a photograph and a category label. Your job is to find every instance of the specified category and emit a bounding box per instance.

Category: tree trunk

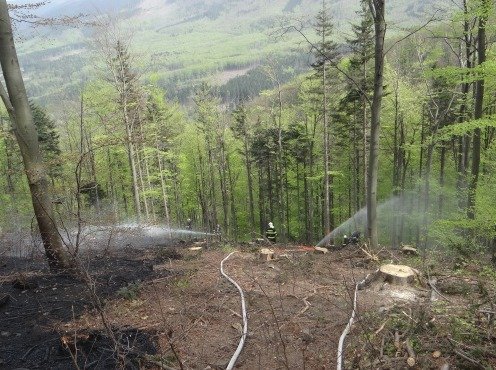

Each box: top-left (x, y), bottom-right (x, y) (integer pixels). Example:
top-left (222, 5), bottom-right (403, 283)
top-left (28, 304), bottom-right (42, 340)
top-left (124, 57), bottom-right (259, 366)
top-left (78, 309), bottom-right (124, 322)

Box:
top-left (206, 141), bottom-right (218, 231)
top-left (243, 137), bottom-right (256, 230)
top-left (1, 117), bottom-right (15, 194)
top-left (438, 144), bottom-right (446, 216)
top-left (275, 85), bottom-right (286, 241)
top-left (456, 1), bottom-right (473, 209)
top-left (0, 0), bottom-right (71, 270)
top-left (136, 146), bottom-right (149, 221)
top-left (227, 154), bottom-right (238, 241)
top-left (366, 0), bottom-right (386, 249)
top-left (217, 137), bottom-right (229, 234)
top-left (467, 0), bottom-right (488, 219)
top-left (322, 57), bottom-right (331, 236)
top-left (124, 114), bottom-right (141, 221)
top-left (156, 145), bottom-right (171, 229)
top-left (258, 167), bottom-right (266, 236)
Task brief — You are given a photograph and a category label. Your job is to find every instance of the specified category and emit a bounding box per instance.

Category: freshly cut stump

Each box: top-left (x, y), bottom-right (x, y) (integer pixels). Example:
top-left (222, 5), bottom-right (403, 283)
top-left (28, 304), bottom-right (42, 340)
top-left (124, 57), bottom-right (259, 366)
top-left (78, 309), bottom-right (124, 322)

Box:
top-left (314, 246), bottom-right (329, 254)
top-left (259, 248), bottom-right (275, 261)
top-left (401, 245), bottom-right (418, 255)
top-left (379, 264), bottom-right (417, 286)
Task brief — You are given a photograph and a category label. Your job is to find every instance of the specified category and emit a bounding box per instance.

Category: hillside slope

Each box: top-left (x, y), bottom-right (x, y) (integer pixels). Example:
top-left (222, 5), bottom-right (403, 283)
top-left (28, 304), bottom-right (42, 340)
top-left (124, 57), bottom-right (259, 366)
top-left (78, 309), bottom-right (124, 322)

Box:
top-left (11, 0), bottom-right (450, 106)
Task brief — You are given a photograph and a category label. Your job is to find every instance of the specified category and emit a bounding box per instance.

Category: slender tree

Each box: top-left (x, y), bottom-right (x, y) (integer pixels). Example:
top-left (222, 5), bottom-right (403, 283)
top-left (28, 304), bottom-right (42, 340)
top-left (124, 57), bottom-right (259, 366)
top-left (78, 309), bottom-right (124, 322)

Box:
top-left (232, 102), bottom-right (256, 230)
top-left (312, 0), bottom-right (338, 235)
top-left (0, 0), bottom-right (71, 270)
top-left (346, 0), bottom-right (374, 210)
top-left (366, 0), bottom-right (386, 249)
top-left (467, 0), bottom-right (490, 219)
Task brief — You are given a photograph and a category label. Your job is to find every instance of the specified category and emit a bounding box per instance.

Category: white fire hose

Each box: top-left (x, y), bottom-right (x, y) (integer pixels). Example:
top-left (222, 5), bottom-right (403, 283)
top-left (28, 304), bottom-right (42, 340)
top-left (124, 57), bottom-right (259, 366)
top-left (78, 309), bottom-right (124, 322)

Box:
top-left (337, 270), bottom-right (377, 370)
top-left (220, 252), bottom-right (248, 370)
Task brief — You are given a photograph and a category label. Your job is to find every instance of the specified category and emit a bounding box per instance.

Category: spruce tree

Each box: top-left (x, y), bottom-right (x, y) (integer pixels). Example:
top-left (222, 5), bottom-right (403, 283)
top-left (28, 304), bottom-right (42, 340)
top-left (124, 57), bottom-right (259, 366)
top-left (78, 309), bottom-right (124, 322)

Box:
top-left (311, 0), bottom-right (338, 235)
top-left (31, 103), bottom-right (62, 180)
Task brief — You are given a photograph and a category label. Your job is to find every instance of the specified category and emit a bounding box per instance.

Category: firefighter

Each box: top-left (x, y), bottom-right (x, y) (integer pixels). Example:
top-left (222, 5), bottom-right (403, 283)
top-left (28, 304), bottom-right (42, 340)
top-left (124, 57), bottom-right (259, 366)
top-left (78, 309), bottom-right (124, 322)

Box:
top-left (215, 224), bottom-right (222, 241)
top-left (186, 218), bottom-right (192, 230)
top-left (350, 231), bottom-right (360, 244)
top-left (266, 222), bottom-right (277, 243)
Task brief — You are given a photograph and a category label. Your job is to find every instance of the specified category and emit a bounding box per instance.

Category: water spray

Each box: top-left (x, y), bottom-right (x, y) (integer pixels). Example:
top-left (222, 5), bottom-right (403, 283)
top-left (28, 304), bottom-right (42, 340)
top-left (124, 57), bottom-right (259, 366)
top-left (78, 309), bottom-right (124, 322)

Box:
top-left (315, 196), bottom-right (402, 248)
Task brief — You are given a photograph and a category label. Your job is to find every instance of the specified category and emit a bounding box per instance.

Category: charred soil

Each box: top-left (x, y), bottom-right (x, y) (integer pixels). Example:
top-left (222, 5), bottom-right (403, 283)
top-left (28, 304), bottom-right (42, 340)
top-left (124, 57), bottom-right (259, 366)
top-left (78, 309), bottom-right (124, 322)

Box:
top-left (0, 242), bottom-right (495, 369)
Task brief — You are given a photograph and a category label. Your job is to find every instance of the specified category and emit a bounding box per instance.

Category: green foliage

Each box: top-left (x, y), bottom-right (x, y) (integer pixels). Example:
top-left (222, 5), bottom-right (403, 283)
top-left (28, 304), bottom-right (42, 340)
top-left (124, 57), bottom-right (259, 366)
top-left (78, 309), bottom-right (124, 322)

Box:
top-left (435, 116), bottom-right (496, 141)
top-left (2, 0), bottom-right (496, 264)
top-left (117, 282), bottom-right (141, 301)
top-left (174, 278), bottom-right (190, 290)
top-left (31, 103), bottom-right (62, 179)
top-left (451, 316), bottom-right (482, 344)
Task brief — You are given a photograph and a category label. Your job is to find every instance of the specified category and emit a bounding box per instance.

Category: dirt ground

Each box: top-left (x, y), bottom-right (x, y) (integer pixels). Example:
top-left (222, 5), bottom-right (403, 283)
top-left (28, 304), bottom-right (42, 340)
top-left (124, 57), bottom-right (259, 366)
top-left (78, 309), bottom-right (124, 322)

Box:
top-left (1, 240), bottom-right (495, 369)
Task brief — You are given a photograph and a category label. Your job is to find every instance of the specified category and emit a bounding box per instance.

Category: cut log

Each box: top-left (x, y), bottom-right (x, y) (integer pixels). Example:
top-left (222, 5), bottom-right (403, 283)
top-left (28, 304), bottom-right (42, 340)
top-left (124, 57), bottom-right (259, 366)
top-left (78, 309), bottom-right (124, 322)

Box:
top-left (379, 264), bottom-right (417, 286)
top-left (314, 246), bottom-right (328, 254)
top-left (405, 338), bottom-right (416, 367)
top-left (432, 350), bottom-right (441, 358)
top-left (188, 246), bottom-right (202, 251)
top-left (394, 331), bottom-right (401, 349)
top-left (259, 248), bottom-right (274, 261)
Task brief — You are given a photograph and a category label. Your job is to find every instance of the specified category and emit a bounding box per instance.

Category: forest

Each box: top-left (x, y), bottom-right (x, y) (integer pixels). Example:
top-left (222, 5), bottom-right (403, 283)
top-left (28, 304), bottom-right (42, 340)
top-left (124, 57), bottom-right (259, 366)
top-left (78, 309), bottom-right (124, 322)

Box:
top-left (2, 0), bottom-right (494, 250)
top-left (1, 0), bottom-right (496, 369)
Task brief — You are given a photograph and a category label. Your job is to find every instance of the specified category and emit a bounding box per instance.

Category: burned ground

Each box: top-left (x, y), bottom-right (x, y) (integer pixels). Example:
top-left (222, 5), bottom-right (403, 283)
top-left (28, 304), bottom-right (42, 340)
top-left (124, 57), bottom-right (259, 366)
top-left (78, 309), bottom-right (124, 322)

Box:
top-left (0, 241), bottom-right (495, 369)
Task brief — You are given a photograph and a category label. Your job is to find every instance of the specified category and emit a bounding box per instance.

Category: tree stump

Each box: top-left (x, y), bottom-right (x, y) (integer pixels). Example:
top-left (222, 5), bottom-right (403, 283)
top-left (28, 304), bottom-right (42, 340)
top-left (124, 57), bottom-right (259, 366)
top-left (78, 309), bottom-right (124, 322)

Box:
top-left (401, 245), bottom-right (418, 255)
top-left (314, 246), bottom-right (329, 254)
top-left (379, 264), bottom-right (417, 286)
top-left (259, 248), bottom-right (275, 261)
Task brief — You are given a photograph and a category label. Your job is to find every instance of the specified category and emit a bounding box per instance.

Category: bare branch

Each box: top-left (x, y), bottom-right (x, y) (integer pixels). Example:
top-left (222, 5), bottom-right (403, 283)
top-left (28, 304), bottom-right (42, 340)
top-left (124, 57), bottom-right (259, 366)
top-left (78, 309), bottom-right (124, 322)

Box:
top-left (0, 79), bottom-right (15, 119)
top-left (385, 11), bottom-right (441, 56)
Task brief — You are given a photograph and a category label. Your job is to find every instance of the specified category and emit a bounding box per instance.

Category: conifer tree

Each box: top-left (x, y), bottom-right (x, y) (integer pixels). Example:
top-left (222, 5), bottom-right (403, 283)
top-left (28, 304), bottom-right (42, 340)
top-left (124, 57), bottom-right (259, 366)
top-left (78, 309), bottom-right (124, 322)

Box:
top-left (111, 40), bottom-right (143, 221)
top-left (31, 103), bottom-right (62, 181)
top-left (311, 0), bottom-right (338, 235)
top-left (341, 0), bottom-right (374, 211)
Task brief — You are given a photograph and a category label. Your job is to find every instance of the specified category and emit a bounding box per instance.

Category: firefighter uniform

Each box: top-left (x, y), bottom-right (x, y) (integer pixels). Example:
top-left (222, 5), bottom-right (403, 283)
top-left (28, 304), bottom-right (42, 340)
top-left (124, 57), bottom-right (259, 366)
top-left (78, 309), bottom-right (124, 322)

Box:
top-left (266, 222), bottom-right (277, 243)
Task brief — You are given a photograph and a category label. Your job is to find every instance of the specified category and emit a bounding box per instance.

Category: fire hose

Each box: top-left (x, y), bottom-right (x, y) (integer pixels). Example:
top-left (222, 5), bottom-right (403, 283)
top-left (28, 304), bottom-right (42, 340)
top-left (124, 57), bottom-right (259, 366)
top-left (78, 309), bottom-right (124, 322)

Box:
top-left (220, 252), bottom-right (248, 370)
top-left (336, 270), bottom-right (377, 370)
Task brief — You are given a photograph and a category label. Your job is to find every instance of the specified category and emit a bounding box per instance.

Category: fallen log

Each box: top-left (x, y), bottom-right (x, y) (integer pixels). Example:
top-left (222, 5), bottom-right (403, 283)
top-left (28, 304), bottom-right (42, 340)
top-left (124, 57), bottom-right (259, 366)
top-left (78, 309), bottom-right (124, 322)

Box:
top-left (405, 338), bottom-right (416, 367)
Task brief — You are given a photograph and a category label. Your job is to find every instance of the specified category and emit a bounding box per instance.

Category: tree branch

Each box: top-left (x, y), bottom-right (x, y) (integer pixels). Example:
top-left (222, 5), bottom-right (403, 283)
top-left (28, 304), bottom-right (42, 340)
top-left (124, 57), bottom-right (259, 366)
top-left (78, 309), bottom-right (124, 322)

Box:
top-left (0, 79), bottom-right (15, 119)
top-left (367, 0), bottom-right (377, 21)
top-left (385, 11), bottom-right (441, 56)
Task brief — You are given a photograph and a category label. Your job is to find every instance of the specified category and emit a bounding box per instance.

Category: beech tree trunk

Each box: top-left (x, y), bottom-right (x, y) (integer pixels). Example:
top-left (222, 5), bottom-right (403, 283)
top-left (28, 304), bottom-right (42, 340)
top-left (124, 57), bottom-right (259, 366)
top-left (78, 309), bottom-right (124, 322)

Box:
top-left (467, 0), bottom-right (488, 219)
top-left (0, 0), bottom-right (71, 270)
top-left (322, 55), bottom-right (331, 236)
top-left (366, 0), bottom-right (386, 249)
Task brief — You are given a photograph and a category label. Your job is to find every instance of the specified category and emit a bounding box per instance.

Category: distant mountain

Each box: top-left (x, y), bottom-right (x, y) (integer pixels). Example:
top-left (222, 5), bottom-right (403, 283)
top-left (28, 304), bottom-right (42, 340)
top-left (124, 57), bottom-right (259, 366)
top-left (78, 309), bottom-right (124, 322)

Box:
top-left (8, 0), bottom-right (452, 108)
